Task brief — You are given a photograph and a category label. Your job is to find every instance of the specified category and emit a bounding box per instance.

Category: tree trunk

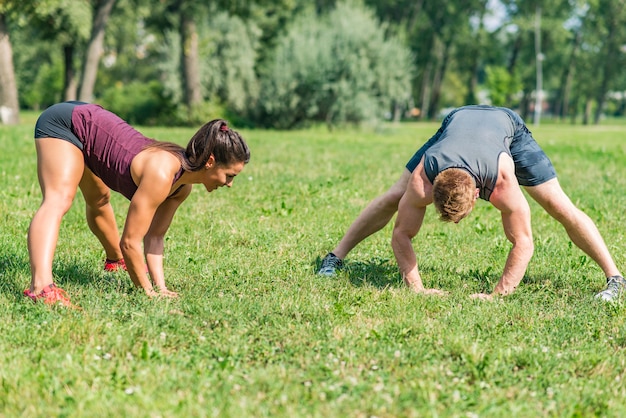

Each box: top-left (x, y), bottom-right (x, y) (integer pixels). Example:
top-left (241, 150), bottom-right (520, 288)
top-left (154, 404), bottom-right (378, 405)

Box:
top-left (464, 38), bottom-right (480, 105)
top-left (583, 98), bottom-right (592, 125)
top-left (519, 90), bottom-right (531, 120)
top-left (593, 6), bottom-right (620, 125)
top-left (79, 0), bottom-right (117, 102)
top-left (465, 2), bottom-right (488, 105)
top-left (506, 34), bottom-right (522, 105)
top-left (0, 13), bottom-right (19, 125)
top-left (418, 61), bottom-right (432, 120)
top-left (406, 0), bottom-right (425, 33)
top-left (180, 10), bottom-right (202, 108)
top-left (64, 44), bottom-right (78, 101)
top-left (554, 31), bottom-right (580, 120)
top-left (428, 39), bottom-right (451, 119)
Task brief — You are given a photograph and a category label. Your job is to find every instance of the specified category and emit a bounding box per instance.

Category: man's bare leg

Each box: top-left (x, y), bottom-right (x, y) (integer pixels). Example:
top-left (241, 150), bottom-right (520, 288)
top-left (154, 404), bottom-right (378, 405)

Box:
top-left (525, 178), bottom-right (623, 300)
top-left (525, 178), bottom-right (620, 277)
top-left (318, 169), bottom-right (412, 275)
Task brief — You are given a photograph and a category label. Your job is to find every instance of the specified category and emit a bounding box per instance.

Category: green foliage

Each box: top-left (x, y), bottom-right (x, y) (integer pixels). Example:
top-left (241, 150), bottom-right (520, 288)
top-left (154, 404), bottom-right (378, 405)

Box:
top-left (206, 12), bottom-right (261, 115)
top-left (97, 81), bottom-right (176, 126)
top-left (19, 54), bottom-right (64, 109)
top-left (439, 71), bottom-right (469, 108)
top-left (485, 65), bottom-right (522, 107)
top-left (172, 100), bottom-right (229, 127)
top-left (6, 0), bottom-right (626, 126)
top-left (257, 1), bottom-right (414, 129)
top-left (9, 15), bottom-right (64, 109)
top-left (154, 11), bottom-right (261, 126)
top-left (28, 0), bottom-right (92, 43)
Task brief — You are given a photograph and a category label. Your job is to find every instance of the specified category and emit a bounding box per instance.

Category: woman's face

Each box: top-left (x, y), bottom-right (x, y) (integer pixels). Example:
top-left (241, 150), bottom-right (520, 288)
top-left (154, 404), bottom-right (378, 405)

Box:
top-left (202, 159), bottom-right (245, 192)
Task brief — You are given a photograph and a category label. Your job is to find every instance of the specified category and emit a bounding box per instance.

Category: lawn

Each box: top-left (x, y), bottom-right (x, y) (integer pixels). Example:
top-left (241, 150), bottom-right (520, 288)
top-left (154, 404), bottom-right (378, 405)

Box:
top-left (1, 117), bottom-right (625, 417)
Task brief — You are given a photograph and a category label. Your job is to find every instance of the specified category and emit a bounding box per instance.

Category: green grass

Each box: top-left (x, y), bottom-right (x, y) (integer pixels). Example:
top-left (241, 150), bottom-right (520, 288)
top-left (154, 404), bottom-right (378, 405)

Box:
top-left (1, 118), bottom-right (626, 417)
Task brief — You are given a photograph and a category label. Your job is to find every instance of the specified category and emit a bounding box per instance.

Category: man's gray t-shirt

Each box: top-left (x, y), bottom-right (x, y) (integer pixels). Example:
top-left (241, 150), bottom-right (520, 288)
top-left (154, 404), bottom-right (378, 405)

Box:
top-left (422, 107), bottom-right (515, 201)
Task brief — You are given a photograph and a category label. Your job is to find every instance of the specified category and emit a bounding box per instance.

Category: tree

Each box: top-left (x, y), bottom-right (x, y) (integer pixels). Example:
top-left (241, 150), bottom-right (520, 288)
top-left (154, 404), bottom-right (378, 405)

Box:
top-left (25, 0), bottom-right (91, 101)
top-left (552, 28), bottom-right (582, 120)
top-left (0, 11), bottom-right (19, 124)
top-left (258, 2), bottom-right (414, 128)
top-left (485, 65), bottom-right (521, 106)
top-left (366, 0), bottom-right (492, 118)
top-left (589, 0), bottom-right (626, 124)
top-left (147, 0), bottom-right (296, 120)
top-left (78, 0), bottom-right (117, 102)
top-left (497, 0), bottom-right (577, 120)
top-left (143, 0), bottom-right (211, 118)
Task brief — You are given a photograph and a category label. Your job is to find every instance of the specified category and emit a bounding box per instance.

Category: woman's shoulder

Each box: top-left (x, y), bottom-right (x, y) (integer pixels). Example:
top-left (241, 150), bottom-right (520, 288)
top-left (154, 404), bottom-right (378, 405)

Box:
top-left (132, 148), bottom-right (183, 184)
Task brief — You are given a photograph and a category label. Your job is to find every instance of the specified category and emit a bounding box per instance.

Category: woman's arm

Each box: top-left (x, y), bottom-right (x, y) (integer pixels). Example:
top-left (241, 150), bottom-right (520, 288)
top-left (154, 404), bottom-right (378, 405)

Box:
top-left (122, 151), bottom-right (183, 296)
top-left (143, 185), bottom-right (192, 296)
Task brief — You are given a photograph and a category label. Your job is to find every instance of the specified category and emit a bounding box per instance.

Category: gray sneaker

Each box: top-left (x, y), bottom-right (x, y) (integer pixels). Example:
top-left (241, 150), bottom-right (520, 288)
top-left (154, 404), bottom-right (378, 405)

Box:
top-left (595, 275), bottom-right (626, 302)
top-left (318, 253), bottom-right (344, 276)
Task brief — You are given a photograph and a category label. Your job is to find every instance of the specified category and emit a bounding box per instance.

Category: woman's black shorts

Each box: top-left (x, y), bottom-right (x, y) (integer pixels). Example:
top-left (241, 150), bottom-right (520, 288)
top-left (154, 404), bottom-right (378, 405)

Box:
top-left (34, 101), bottom-right (87, 149)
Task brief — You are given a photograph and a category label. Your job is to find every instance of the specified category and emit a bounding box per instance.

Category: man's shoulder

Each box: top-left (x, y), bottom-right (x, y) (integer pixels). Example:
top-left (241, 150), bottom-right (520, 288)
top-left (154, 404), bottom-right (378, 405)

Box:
top-left (406, 166), bottom-right (433, 205)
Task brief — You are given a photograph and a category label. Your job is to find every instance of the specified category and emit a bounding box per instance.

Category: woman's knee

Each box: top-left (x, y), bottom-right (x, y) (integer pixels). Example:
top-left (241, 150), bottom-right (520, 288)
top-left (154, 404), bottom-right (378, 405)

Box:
top-left (41, 192), bottom-right (76, 215)
top-left (84, 189), bottom-right (112, 209)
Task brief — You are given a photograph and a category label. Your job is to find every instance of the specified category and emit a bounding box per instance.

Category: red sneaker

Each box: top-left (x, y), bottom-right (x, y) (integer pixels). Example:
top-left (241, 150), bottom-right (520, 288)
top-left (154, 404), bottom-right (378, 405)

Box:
top-left (104, 258), bottom-right (127, 272)
top-left (23, 283), bottom-right (80, 309)
top-left (104, 258), bottom-right (148, 273)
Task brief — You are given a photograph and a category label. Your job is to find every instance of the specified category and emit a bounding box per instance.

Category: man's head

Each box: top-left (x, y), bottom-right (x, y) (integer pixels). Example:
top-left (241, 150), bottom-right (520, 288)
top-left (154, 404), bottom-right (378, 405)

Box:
top-left (432, 168), bottom-right (478, 223)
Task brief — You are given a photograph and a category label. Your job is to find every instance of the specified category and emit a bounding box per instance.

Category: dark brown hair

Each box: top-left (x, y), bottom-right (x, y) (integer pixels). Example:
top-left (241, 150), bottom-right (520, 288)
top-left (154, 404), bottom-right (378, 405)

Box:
top-left (432, 168), bottom-right (476, 223)
top-left (146, 119), bottom-right (250, 171)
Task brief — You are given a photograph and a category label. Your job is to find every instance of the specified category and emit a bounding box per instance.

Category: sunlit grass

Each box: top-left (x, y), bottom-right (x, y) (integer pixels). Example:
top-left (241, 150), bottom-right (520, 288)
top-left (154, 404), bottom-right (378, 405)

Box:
top-left (1, 118), bottom-right (625, 417)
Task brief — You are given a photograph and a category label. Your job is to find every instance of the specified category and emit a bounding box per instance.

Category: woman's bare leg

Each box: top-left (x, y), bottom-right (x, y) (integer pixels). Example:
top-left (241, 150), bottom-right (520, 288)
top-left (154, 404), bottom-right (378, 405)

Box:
top-left (79, 167), bottom-right (123, 261)
top-left (27, 138), bottom-right (84, 294)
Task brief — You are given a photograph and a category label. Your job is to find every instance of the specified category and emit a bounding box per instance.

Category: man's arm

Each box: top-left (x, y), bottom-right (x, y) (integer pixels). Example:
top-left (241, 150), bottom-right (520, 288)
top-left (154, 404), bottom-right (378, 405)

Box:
top-left (475, 156), bottom-right (534, 298)
top-left (492, 199), bottom-right (534, 295)
top-left (391, 170), bottom-right (443, 294)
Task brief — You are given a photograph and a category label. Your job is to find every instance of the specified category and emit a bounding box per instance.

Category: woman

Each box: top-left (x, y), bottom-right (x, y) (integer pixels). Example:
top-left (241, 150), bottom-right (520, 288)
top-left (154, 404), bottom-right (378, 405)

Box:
top-left (24, 101), bottom-right (250, 308)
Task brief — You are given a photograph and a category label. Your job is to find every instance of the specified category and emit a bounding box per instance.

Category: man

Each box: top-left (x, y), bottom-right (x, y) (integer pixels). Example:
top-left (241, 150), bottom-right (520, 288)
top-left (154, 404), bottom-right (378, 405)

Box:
top-left (318, 105), bottom-right (624, 301)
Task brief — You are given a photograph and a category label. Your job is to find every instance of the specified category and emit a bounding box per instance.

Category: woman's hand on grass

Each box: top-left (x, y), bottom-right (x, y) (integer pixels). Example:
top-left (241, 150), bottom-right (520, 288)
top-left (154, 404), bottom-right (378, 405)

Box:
top-left (158, 287), bottom-right (179, 298)
top-left (411, 286), bottom-right (447, 296)
top-left (470, 292), bottom-right (494, 300)
top-left (145, 287), bottom-right (179, 298)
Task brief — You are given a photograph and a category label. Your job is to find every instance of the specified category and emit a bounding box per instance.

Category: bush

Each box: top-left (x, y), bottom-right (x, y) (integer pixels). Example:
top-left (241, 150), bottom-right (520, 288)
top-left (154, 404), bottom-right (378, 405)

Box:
top-left (98, 80), bottom-right (176, 126)
top-left (256, 2), bottom-right (414, 129)
top-left (155, 12), bottom-right (260, 126)
top-left (171, 99), bottom-right (229, 126)
top-left (485, 66), bottom-right (522, 107)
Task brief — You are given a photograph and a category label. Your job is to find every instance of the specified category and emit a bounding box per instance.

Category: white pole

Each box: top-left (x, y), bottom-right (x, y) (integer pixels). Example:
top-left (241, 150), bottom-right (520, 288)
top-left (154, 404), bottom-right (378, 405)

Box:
top-left (534, 6), bottom-right (543, 126)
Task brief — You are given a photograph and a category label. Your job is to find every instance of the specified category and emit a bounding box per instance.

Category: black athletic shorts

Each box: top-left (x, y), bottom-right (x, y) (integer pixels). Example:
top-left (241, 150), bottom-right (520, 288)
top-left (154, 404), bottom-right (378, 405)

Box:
top-left (34, 101), bottom-right (87, 149)
top-left (405, 107), bottom-right (557, 187)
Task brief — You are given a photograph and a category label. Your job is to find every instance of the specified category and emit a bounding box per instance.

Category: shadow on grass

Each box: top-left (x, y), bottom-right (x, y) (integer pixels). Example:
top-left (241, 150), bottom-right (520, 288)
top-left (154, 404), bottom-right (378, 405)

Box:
top-left (344, 258), bottom-right (402, 289)
top-left (313, 254), bottom-right (561, 295)
top-left (0, 251), bottom-right (123, 299)
top-left (457, 268), bottom-right (570, 297)
top-left (313, 254), bottom-right (617, 302)
top-left (312, 254), bottom-right (404, 289)
top-left (0, 253), bottom-right (31, 298)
